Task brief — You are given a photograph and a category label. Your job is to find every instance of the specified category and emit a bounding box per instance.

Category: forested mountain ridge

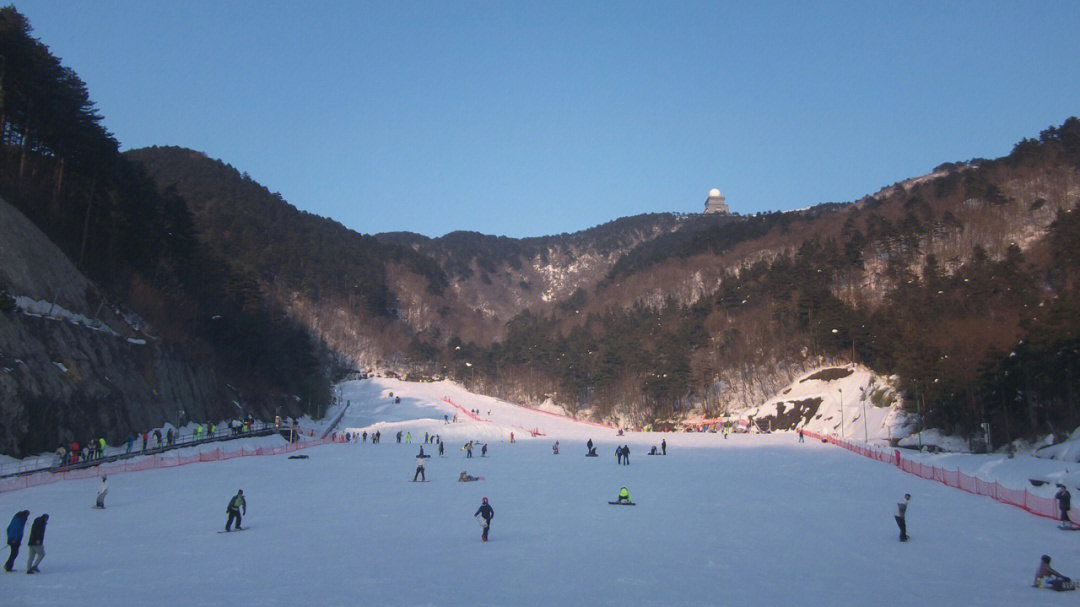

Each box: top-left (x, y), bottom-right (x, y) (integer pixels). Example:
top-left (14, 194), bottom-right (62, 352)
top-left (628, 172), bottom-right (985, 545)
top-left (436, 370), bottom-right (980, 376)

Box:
top-left (0, 8), bottom-right (332, 455)
top-left (129, 119), bottom-right (1080, 448)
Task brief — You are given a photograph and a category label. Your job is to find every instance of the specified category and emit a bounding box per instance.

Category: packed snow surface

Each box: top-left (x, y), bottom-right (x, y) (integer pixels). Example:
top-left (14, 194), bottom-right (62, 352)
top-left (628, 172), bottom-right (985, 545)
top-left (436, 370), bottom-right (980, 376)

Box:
top-left (3, 377), bottom-right (1078, 606)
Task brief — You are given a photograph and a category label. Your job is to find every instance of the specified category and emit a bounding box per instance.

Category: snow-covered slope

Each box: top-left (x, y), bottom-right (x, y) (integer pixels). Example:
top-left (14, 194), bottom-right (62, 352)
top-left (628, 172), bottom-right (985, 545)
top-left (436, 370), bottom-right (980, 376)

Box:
top-left (4, 377), bottom-right (1080, 607)
top-left (742, 365), bottom-right (911, 444)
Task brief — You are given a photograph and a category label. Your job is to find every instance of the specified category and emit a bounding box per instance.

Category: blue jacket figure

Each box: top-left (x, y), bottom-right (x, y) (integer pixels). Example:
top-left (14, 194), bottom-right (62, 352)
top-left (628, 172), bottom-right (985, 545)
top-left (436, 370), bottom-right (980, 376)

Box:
top-left (474, 497), bottom-right (494, 542)
top-left (5, 510), bottom-right (30, 572)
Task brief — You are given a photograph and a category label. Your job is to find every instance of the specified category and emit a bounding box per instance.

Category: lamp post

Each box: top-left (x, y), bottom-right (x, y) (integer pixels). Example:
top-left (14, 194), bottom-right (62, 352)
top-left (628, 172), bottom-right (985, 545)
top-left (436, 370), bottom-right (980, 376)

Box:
top-left (839, 388), bottom-right (844, 440)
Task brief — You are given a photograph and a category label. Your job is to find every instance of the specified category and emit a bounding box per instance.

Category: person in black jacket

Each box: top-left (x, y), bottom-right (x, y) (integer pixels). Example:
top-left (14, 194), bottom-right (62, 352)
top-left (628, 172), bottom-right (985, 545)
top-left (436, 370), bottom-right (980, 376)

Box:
top-left (225, 490), bottom-right (246, 532)
top-left (474, 497), bottom-right (494, 542)
top-left (622, 444), bottom-right (630, 465)
top-left (5, 510), bottom-right (30, 572)
top-left (1056, 485), bottom-right (1072, 525)
top-left (25, 513), bottom-right (47, 574)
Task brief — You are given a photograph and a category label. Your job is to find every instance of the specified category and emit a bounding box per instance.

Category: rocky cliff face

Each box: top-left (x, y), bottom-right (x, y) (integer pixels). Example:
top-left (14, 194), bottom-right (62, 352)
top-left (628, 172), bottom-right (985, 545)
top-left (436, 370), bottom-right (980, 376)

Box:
top-left (0, 198), bottom-right (222, 456)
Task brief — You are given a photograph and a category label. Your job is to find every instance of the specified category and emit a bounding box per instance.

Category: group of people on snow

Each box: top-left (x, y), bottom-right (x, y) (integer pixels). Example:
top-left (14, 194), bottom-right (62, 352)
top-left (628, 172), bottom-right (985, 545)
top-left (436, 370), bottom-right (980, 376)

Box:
top-left (5, 510), bottom-right (48, 574)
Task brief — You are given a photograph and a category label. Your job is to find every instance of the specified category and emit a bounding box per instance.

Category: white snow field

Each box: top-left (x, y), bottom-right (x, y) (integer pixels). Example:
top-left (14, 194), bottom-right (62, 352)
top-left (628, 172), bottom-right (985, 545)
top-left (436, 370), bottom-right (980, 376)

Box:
top-left (3, 378), bottom-right (1078, 606)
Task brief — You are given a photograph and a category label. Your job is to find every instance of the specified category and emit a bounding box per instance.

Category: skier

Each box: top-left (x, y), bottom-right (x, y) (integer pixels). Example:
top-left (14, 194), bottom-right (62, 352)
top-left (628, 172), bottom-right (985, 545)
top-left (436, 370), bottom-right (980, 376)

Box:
top-left (1057, 484), bottom-right (1073, 526)
top-left (615, 487), bottom-right (632, 504)
top-left (1035, 554), bottom-right (1073, 590)
top-left (622, 444), bottom-right (630, 465)
top-left (894, 493), bottom-right (911, 541)
top-left (474, 497), bottom-right (494, 542)
top-left (5, 510), bottom-right (30, 572)
top-left (95, 474), bottom-right (108, 508)
top-left (661, 439), bottom-right (666, 455)
top-left (413, 456), bottom-right (426, 482)
top-left (24, 513), bottom-right (47, 574)
top-left (225, 490), bottom-right (246, 532)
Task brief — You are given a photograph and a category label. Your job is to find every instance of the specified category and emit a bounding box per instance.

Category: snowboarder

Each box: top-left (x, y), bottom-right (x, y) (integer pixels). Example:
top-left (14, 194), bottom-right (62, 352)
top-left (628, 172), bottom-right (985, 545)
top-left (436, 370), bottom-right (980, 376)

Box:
top-left (1035, 554), bottom-right (1073, 590)
top-left (510, 432), bottom-right (515, 443)
top-left (553, 441), bottom-right (559, 455)
top-left (615, 487), bottom-right (632, 504)
top-left (439, 441), bottom-right (445, 457)
top-left (474, 497), bottom-right (494, 542)
top-left (481, 443), bottom-right (488, 457)
top-left (5, 510), bottom-right (30, 572)
top-left (894, 493), bottom-right (910, 541)
top-left (1057, 484), bottom-right (1072, 526)
top-left (661, 439), bottom-right (666, 455)
top-left (616, 445), bottom-right (624, 464)
top-left (586, 439), bottom-right (594, 455)
top-left (405, 432), bottom-right (412, 443)
top-left (798, 429), bottom-right (805, 443)
top-left (413, 456), bottom-right (426, 482)
top-left (96, 475), bottom-right (108, 508)
top-left (459, 471), bottom-right (480, 482)
top-left (622, 444), bottom-right (630, 465)
top-left (24, 513), bottom-right (47, 574)
top-left (225, 490), bottom-right (246, 532)
top-left (465, 442), bottom-right (473, 458)
top-left (396, 431), bottom-right (402, 444)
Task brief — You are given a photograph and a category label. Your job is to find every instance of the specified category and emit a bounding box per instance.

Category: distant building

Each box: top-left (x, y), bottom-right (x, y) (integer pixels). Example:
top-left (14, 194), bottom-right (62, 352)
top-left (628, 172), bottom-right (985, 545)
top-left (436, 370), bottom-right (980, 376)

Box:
top-left (704, 188), bottom-right (729, 214)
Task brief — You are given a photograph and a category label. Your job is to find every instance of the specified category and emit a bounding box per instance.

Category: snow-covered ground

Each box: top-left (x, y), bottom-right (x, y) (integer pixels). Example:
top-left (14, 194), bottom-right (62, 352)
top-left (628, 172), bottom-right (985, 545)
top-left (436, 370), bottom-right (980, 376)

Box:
top-left (3, 377), bottom-right (1079, 606)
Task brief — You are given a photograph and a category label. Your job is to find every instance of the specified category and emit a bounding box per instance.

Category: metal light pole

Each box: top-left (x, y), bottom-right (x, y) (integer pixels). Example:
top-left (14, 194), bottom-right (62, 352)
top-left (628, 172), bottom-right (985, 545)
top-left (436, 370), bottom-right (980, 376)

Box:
top-left (839, 388), bottom-right (844, 440)
top-left (913, 380), bottom-right (922, 451)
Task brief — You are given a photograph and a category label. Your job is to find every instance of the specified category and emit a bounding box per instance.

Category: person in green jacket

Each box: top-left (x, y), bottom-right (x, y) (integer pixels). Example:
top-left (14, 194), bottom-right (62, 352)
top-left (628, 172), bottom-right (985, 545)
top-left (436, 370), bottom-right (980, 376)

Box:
top-left (97, 438), bottom-right (106, 459)
top-left (616, 487), bottom-right (632, 504)
top-left (194, 425), bottom-right (203, 441)
top-left (225, 490), bottom-right (246, 532)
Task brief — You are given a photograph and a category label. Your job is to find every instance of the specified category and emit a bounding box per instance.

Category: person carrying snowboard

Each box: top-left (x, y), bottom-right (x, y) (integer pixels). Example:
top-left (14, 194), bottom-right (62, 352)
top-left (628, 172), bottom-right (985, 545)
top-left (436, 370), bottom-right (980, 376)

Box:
top-left (894, 493), bottom-right (910, 541)
top-left (413, 455), bottom-right (426, 482)
top-left (96, 474), bottom-right (108, 508)
top-left (616, 487), bottom-right (632, 504)
top-left (1035, 554), bottom-right (1072, 590)
top-left (1057, 484), bottom-right (1072, 526)
top-left (225, 489), bottom-right (246, 532)
top-left (474, 497), bottom-right (494, 542)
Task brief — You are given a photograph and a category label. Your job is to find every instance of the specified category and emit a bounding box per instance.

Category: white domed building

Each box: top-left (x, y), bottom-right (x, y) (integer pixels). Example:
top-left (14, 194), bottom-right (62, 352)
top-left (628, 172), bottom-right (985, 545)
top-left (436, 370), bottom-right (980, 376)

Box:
top-left (704, 188), bottom-right (729, 214)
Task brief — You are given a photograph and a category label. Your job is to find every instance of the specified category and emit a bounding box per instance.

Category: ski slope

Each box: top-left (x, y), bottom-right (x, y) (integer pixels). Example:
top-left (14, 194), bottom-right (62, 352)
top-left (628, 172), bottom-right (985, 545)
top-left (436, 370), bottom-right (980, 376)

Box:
top-left (2, 378), bottom-right (1077, 606)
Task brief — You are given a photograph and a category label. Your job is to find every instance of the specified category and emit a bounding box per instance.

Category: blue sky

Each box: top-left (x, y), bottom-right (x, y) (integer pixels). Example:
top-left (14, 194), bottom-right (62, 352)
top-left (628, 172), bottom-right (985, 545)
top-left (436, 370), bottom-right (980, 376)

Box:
top-left (12, 1), bottom-right (1080, 238)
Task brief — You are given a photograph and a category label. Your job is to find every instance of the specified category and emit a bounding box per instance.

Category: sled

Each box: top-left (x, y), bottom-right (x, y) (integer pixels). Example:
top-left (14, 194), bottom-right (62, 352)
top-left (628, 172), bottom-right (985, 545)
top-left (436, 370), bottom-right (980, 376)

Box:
top-left (608, 501), bottom-right (636, 506)
top-left (1035, 578), bottom-right (1078, 591)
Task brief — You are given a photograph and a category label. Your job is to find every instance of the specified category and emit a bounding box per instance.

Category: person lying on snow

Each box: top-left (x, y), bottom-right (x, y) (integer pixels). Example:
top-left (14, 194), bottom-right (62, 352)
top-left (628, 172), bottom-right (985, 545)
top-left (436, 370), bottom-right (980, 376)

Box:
top-left (1035, 554), bottom-right (1073, 591)
top-left (458, 471), bottom-right (480, 482)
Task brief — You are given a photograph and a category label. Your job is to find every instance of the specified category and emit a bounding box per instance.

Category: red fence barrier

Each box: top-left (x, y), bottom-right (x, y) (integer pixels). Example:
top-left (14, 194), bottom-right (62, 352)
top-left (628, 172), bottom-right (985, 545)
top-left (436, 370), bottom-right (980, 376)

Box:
top-left (0, 435), bottom-right (342, 494)
top-left (804, 430), bottom-right (1065, 522)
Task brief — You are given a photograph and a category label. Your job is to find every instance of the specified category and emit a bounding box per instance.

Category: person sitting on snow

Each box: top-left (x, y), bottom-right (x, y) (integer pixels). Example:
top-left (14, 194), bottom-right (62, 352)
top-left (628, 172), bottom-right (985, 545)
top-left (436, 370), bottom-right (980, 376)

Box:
top-left (458, 471), bottom-right (479, 482)
top-left (1035, 554), bottom-right (1072, 590)
top-left (616, 487), bottom-right (632, 504)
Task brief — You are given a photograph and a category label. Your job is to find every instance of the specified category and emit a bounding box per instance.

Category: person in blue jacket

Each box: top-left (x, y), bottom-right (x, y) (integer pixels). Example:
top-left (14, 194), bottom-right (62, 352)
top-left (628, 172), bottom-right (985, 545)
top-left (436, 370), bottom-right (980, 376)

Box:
top-left (474, 497), bottom-right (494, 542)
top-left (5, 510), bottom-right (30, 572)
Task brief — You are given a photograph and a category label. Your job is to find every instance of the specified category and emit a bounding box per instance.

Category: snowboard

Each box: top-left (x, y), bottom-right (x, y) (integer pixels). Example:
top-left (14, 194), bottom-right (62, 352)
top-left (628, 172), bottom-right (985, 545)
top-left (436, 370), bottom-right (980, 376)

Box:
top-left (585, 453), bottom-right (599, 457)
top-left (1059, 524), bottom-right (1080, 531)
top-left (410, 479), bottom-right (430, 482)
top-left (608, 501), bottom-right (636, 506)
top-left (218, 527), bottom-right (250, 534)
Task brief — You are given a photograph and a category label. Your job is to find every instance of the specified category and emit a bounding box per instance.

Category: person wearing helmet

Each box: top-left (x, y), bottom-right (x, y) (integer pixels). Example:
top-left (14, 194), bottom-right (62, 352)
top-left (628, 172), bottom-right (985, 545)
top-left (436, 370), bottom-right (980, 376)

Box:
top-left (1034, 554), bottom-right (1072, 590)
top-left (616, 487), bottom-right (632, 504)
top-left (474, 497), bottom-right (494, 542)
